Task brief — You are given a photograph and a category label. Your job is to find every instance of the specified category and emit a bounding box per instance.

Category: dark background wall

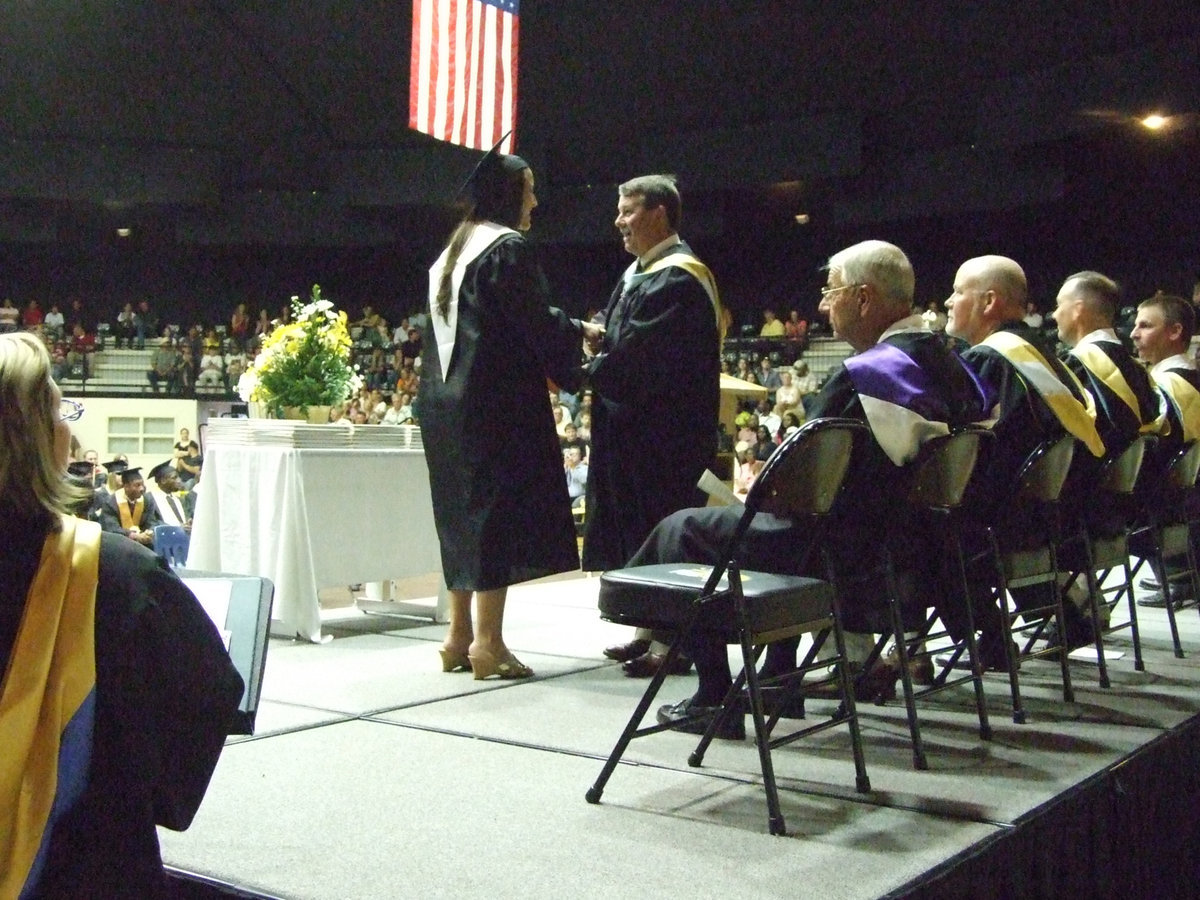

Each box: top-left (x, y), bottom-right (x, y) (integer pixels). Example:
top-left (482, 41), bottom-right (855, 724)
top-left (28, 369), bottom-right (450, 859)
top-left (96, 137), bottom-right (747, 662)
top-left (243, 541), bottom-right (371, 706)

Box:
top-left (1, 2), bottom-right (1197, 327)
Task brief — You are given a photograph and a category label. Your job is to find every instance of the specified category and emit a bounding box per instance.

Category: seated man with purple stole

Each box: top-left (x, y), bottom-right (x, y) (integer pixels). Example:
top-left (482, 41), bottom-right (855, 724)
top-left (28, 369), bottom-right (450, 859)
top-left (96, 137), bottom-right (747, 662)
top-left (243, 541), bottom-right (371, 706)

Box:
top-left (636, 241), bottom-right (992, 740)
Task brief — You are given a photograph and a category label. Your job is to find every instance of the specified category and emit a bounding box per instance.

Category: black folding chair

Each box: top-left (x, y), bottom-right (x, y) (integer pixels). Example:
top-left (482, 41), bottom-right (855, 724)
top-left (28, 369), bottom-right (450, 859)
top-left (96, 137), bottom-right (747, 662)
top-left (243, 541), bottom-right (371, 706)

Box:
top-left (1127, 441), bottom-right (1200, 658)
top-left (585, 418), bottom-right (871, 836)
top-left (981, 435), bottom-right (1077, 724)
top-left (858, 426), bottom-right (993, 770)
top-left (1057, 437), bottom-right (1148, 684)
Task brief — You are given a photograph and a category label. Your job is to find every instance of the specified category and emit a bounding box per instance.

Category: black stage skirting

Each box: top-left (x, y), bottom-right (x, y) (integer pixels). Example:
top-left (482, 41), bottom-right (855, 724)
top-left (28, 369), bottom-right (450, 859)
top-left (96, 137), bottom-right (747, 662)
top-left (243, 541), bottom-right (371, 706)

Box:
top-left (888, 713), bottom-right (1200, 899)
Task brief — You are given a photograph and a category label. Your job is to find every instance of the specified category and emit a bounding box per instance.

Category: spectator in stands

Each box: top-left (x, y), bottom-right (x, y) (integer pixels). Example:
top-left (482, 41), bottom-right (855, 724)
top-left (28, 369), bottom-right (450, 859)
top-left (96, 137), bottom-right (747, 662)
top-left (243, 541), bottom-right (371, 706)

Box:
top-left (382, 391), bottom-right (413, 425)
top-left (43, 303), bottom-right (65, 340)
top-left (792, 359), bottom-right (819, 395)
top-left (397, 361), bottom-right (419, 397)
top-left (21, 299), bottom-right (43, 330)
top-left (366, 388), bottom-right (387, 423)
top-left (67, 298), bottom-right (89, 332)
top-left (224, 346), bottom-right (248, 389)
top-left (773, 369), bottom-right (802, 418)
top-left (760, 307), bottom-right (785, 337)
top-left (756, 397), bottom-right (781, 439)
top-left (731, 440), bottom-right (762, 498)
top-left (784, 310), bottom-right (808, 344)
top-left (565, 445), bottom-right (589, 509)
top-left (754, 424), bottom-right (777, 462)
top-left (574, 389), bottom-right (593, 425)
top-left (195, 342), bottom-right (226, 393)
top-left (1022, 300), bottom-right (1044, 329)
top-left (576, 408), bottom-right (593, 442)
top-left (176, 343), bottom-right (195, 393)
top-left (735, 357), bottom-right (752, 381)
top-left (779, 409), bottom-right (804, 439)
top-left (147, 336), bottom-right (180, 394)
top-left (65, 324), bottom-right (94, 379)
top-left (0, 331), bottom-right (242, 897)
top-left (49, 336), bottom-right (69, 382)
top-left (134, 300), bottom-right (157, 350)
top-left (561, 421), bottom-right (589, 459)
top-left (400, 326), bottom-right (423, 366)
top-left (229, 302), bottom-right (250, 351)
top-left (758, 356), bottom-right (782, 395)
top-left (201, 326), bottom-right (221, 356)
top-left (392, 316), bottom-right (411, 345)
top-left (173, 429), bottom-right (203, 488)
top-left (0, 298), bottom-right (18, 333)
top-left (253, 308), bottom-right (273, 343)
top-left (921, 298), bottom-right (947, 332)
top-left (115, 302), bottom-right (138, 348)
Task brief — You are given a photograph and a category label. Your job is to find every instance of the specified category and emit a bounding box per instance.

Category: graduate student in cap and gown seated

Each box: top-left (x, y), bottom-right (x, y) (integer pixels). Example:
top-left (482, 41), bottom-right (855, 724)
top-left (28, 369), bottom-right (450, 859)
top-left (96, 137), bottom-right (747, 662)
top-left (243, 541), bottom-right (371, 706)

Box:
top-left (147, 461), bottom-right (192, 531)
top-left (420, 134), bottom-right (603, 680)
top-left (0, 331), bottom-right (243, 898)
top-left (97, 466), bottom-right (163, 547)
top-left (585, 174), bottom-right (724, 679)
top-left (637, 240), bottom-right (992, 739)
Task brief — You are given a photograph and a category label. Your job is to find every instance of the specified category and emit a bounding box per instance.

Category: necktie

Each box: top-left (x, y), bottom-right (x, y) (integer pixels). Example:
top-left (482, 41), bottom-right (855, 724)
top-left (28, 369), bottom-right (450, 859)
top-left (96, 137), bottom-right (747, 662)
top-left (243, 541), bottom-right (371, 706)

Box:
top-left (166, 495), bottom-right (184, 522)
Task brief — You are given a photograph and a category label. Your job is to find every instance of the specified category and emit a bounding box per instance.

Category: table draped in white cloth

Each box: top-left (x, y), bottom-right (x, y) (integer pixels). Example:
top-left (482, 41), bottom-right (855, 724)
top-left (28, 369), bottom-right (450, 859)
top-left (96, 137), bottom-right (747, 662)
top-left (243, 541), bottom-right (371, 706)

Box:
top-left (188, 424), bottom-right (441, 641)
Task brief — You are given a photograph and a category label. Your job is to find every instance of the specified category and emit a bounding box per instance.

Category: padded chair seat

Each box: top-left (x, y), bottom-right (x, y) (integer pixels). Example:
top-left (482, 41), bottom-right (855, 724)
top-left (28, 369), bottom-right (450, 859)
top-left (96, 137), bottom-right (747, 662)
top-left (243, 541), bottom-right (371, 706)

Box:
top-left (1001, 546), bottom-right (1053, 587)
top-left (1129, 523), bottom-right (1190, 559)
top-left (1057, 534), bottom-right (1128, 571)
top-left (599, 563), bottom-right (833, 637)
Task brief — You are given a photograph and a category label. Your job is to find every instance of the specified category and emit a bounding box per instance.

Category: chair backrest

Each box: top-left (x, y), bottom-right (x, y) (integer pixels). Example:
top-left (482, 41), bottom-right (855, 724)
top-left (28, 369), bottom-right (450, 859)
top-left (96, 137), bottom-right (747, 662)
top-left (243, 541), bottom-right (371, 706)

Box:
top-left (153, 524), bottom-right (190, 567)
top-left (905, 426), bottom-right (991, 511)
top-left (1098, 435), bottom-right (1146, 496)
top-left (1163, 441), bottom-right (1200, 493)
top-left (1014, 434), bottom-right (1076, 504)
top-left (745, 417), bottom-right (867, 521)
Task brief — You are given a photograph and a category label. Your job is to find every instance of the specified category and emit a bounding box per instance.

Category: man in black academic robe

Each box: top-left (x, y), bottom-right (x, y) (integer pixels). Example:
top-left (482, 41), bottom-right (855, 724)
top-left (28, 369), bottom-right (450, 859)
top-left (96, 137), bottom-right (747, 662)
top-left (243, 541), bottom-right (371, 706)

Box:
top-left (582, 176), bottom-right (722, 675)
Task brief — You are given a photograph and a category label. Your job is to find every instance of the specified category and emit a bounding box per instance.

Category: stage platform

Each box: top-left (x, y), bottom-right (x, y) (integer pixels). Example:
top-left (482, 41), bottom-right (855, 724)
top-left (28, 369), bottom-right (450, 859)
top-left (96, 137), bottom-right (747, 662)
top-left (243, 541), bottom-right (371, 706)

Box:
top-left (161, 574), bottom-right (1200, 899)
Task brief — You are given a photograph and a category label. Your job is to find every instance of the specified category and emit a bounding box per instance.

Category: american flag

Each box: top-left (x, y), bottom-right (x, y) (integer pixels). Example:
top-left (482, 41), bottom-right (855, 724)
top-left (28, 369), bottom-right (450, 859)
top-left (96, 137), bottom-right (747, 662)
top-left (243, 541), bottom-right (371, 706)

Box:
top-left (409, 0), bottom-right (519, 153)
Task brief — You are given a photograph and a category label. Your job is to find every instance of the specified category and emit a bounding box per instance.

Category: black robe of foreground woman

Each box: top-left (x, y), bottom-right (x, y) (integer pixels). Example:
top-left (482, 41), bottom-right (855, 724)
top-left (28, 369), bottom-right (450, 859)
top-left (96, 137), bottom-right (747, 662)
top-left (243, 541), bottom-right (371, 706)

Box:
top-left (420, 231), bottom-right (583, 590)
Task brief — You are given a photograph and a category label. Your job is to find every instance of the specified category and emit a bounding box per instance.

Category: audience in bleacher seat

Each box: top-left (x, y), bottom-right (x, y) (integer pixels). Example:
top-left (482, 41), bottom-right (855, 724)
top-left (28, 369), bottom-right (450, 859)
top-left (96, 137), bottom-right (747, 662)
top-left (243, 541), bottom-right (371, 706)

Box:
top-left (135, 300), bottom-right (157, 349)
top-left (115, 302), bottom-right (138, 348)
top-left (173, 429), bottom-right (203, 488)
top-left (147, 336), bottom-right (181, 393)
top-left (43, 302), bottom-right (65, 339)
top-left (195, 342), bottom-right (226, 393)
top-left (229, 302), bottom-right (250, 351)
top-left (0, 297), bottom-right (19, 332)
top-left (759, 307), bottom-right (785, 337)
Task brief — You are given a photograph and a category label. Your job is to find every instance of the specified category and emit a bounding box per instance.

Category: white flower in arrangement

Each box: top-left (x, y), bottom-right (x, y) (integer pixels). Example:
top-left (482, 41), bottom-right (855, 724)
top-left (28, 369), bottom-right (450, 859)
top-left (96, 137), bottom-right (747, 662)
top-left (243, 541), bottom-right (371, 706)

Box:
top-left (237, 284), bottom-right (359, 415)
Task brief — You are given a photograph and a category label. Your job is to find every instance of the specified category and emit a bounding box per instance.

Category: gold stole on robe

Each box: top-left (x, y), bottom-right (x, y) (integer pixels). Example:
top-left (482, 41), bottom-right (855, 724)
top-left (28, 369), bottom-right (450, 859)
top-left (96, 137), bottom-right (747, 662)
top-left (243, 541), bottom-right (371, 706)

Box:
top-left (981, 330), bottom-right (1105, 457)
top-left (1071, 342), bottom-right (1166, 435)
top-left (644, 252), bottom-right (726, 344)
top-left (116, 492), bottom-right (144, 530)
top-left (1156, 371), bottom-right (1200, 443)
top-left (0, 516), bottom-right (100, 897)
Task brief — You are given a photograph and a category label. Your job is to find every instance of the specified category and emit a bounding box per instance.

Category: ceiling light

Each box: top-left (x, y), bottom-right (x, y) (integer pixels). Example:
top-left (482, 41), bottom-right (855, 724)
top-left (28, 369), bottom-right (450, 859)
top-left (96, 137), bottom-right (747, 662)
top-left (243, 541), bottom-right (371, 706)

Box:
top-left (1141, 114), bottom-right (1167, 130)
top-left (794, 214), bottom-right (810, 225)
top-left (115, 227), bottom-right (132, 237)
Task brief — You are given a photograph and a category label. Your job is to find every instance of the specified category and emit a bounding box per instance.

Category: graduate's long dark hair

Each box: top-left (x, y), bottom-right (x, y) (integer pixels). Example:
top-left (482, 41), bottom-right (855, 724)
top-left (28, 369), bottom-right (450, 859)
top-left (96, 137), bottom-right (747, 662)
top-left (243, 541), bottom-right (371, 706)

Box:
top-left (436, 159), bottom-right (528, 324)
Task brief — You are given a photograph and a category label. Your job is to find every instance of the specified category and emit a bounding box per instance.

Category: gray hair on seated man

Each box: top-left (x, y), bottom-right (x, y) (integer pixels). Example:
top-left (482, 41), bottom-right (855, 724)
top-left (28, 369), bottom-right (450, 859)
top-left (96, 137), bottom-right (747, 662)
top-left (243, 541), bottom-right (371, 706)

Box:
top-left (825, 239), bottom-right (915, 311)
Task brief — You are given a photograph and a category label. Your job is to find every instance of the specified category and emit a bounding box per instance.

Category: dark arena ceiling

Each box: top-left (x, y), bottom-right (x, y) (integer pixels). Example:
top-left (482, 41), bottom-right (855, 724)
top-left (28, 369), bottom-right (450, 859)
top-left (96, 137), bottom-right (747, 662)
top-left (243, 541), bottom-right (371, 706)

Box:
top-left (1, 1), bottom-right (1198, 317)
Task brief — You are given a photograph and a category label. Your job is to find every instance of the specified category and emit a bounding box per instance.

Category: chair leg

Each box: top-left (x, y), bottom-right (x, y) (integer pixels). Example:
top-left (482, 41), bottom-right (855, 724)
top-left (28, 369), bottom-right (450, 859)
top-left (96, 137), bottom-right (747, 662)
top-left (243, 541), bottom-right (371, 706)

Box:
top-left (887, 595), bottom-right (927, 771)
top-left (585, 637), bottom-right (686, 805)
top-left (739, 630), bottom-right (787, 836)
top-left (952, 541), bottom-right (992, 741)
top-left (1155, 539), bottom-right (1185, 659)
top-left (1119, 555), bottom-right (1144, 672)
top-left (989, 532), bottom-right (1026, 724)
top-left (1081, 561), bottom-right (1110, 689)
top-left (828, 606), bottom-right (871, 794)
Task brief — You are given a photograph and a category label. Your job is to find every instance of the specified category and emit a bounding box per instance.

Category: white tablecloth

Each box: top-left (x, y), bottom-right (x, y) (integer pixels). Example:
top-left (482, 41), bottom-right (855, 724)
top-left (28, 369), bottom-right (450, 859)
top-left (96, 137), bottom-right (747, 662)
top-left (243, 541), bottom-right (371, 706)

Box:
top-left (188, 444), bottom-right (442, 641)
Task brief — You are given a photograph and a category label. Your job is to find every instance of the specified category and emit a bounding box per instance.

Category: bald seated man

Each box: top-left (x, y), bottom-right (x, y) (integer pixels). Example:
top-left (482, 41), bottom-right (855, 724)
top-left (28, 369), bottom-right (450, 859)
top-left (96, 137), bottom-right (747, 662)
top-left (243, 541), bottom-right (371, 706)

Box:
top-left (945, 256), bottom-right (1105, 661)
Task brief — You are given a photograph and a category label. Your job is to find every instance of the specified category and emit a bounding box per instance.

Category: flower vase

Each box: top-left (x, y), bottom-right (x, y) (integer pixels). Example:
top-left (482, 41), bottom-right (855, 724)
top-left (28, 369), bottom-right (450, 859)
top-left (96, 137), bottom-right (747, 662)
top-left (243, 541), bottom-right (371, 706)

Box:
top-left (280, 405), bottom-right (333, 424)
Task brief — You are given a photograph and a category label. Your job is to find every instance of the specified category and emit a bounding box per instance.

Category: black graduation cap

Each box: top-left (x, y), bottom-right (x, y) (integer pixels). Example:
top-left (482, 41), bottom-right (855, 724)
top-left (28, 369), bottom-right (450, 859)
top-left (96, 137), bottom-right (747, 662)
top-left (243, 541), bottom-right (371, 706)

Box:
top-left (457, 131), bottom-right (528, 214)
top-left (103, 458), bottom-right (128, 474)
top-left (148, 461), bottom-right (177, 483)
top-left (67, 461), bottom-right (94, 479)
top-left (119, 467), bottom-right (144, 485)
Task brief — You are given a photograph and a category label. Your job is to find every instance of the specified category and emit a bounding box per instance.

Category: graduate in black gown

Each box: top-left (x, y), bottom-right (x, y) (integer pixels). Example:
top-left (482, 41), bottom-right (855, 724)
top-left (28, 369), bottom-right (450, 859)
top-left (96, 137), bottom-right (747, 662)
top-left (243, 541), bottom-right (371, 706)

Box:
top-left (0, 332), bottom-right (243, 897)
top-left (420, 139), bottom-right (601, 680)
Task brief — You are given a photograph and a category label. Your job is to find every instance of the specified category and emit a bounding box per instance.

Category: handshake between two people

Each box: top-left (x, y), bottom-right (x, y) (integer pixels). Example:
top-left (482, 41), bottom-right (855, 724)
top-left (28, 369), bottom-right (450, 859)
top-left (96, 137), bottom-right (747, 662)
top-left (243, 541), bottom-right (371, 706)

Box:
top-left (581, 322), bottom-right (605, 357)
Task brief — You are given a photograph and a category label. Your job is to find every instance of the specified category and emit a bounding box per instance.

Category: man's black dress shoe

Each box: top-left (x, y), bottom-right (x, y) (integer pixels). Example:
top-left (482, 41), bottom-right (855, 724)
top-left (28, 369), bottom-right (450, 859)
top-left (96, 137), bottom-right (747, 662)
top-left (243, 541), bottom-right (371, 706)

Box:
top-left (622, 651), bottom-right (694, 678)
top-left (602, 639), bottom-right (651, 662)
top-left (656, 698), bottom-right (746, 740)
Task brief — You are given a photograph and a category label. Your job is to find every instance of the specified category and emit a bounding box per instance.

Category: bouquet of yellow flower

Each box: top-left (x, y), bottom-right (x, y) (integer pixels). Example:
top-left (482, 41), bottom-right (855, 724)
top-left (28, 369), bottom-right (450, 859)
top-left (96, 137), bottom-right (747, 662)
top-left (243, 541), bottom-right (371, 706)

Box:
top-left (237, 285), bottom-right (361, 416)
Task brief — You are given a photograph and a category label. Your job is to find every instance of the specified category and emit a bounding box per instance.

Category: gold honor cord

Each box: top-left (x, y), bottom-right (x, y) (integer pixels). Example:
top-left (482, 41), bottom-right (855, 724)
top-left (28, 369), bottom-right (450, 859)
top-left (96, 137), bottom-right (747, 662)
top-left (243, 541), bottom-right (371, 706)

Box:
top-left (981, 331), bottom-right (1106, 457)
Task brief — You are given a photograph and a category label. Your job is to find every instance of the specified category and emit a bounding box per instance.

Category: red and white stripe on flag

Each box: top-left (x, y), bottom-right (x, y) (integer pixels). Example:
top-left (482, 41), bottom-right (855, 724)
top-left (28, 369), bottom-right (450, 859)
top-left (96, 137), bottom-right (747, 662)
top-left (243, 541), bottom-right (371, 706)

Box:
top-left (410, 0), bottom-right (519, 153)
